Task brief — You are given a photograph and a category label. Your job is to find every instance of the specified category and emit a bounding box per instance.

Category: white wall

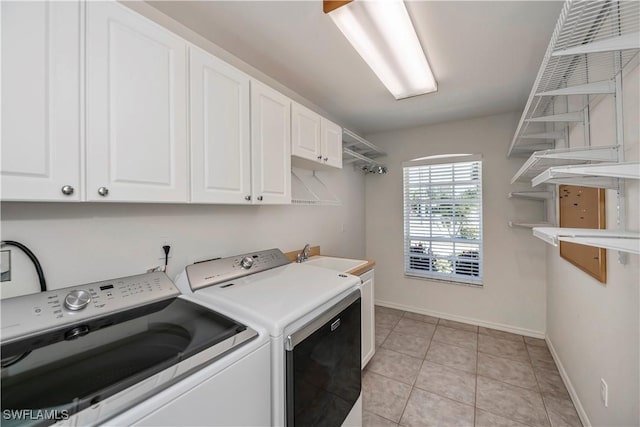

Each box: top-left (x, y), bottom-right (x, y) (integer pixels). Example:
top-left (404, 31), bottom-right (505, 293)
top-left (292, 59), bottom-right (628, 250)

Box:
top-left (0, 167), bottom-right (365, 296)
top-left (0, 2), bottom-right (367, 297)
top-left (364, 112), bottom-right (548, 336)
top-left (545, 63), bottom-right (639, 427)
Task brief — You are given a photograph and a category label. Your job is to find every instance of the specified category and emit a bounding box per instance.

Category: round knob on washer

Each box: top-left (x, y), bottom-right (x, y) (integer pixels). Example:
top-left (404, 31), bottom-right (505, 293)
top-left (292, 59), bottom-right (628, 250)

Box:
top-left (240, 256), bottom-right (254, 269)
top-left (64, 290), bottom-right (92, 311)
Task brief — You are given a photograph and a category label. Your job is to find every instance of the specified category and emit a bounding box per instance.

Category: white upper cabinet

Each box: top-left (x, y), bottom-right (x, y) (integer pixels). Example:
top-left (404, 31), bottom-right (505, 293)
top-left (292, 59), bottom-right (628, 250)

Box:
top-left (1, 1), bottom-right (82, 201)
top-left (85, 1), bottom-right (188, 202)
top-left (321, 118), bottom-right (343, 169)
top-left (291, 102), bottom-right (342, 170)
top-left (190, 46), bottom-right (251, 204)
top-left (250, 81), bottom-right (291, 204)
top-left (292, 103), bottom-right (322, 162)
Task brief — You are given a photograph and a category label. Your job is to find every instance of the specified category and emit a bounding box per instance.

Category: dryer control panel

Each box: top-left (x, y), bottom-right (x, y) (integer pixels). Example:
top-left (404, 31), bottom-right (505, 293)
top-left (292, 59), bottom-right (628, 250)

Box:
top-left (186, 248), bottom-right (290, 291)
top-left (0, 271), bottom-right (179, 344)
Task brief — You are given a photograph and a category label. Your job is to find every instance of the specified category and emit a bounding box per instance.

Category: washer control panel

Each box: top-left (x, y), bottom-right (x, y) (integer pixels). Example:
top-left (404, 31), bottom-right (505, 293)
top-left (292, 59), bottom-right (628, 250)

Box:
top-left (186, 248), bottom-right (291, 291)
top-left (0, 271), bottom-right (179, 344)
top-left (64, 289), bottom-right (92, 311)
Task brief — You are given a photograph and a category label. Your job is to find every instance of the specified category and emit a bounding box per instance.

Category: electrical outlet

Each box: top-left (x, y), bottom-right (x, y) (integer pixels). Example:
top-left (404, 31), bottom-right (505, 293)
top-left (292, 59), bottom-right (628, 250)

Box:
top-left (158, 238), bottom-right (173, 261)
top-left (600, 378), bottom-right (608, 407)
top-left (1, 250), bottom-right (11, 282)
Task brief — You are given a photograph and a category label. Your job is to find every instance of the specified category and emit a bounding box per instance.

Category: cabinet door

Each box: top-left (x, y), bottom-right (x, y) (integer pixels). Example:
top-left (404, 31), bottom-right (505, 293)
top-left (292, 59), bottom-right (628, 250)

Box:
top-left (360, 270), bottom-right (375, 368)
top-left (250, 81), bottom-right (291, 204)
top-left (86, 2), bottom-right (188, 202)
top-left (190, 47), bottom-right (251, 204)
top-left (321, 118), bottom-right (343, 169)
top-left (1, 1), bottom-right (82, 201)
top-left (291, 102), bottom-right (321, 163)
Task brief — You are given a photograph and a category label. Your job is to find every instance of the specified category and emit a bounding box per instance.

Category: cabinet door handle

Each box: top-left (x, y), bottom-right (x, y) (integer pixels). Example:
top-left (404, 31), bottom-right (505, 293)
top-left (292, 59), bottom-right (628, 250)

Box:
top-left (245, 195), bottom-right (251, 201)
top-left (323, 157), bottom-right (328, 162)
top-left (61, 185), bottom-right (74, 196)
top-left (317, 155), bottom-right (322, 160)
top-left (257, 196), bottom-right (263, 201)
top-left (97, 187), bottom-right (109, 197)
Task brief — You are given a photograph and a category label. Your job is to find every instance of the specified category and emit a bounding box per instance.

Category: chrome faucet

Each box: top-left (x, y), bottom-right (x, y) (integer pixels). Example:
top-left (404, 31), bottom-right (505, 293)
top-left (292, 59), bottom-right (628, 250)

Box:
top-left (296, 244), bottom-right (311, 263)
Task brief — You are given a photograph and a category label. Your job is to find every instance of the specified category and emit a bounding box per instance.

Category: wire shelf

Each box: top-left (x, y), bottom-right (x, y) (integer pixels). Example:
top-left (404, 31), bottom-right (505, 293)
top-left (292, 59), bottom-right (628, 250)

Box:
top-left (533, 227), bottom-right (640, 254)
top-left (531, 161), bottom-right (640, 188)
top-left (511, 145), bottom-right (620, 184)
top-left (342, 128), bottom-right (387, 172)
top-left (508, 0), bottom-right (640, 157)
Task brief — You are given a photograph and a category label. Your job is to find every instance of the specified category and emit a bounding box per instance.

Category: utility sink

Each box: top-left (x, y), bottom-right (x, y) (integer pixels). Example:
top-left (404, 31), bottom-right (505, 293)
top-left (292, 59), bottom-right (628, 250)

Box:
top-left (303, 256), bottom-right (367, 273)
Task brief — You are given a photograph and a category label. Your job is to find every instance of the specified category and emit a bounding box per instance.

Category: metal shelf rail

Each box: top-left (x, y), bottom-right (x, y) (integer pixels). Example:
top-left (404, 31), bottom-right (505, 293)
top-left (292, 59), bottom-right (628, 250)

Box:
top-left (342, 128), bottom-right (387, 173)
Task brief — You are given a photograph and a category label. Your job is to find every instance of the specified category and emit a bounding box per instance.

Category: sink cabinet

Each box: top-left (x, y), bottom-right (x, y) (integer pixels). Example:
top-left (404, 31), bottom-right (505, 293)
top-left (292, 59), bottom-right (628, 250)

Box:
top-left (360, 269), bottom-right (375, 368)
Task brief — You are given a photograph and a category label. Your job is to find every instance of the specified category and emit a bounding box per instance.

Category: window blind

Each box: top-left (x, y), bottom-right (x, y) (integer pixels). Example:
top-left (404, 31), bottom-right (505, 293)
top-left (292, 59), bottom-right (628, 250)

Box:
top-left (403, 157), bottom-right (483, 285)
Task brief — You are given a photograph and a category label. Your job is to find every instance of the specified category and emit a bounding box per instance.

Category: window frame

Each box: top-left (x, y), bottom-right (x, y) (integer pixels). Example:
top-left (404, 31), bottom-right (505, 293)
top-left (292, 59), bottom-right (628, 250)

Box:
top-left (402, 154), bottom-right (484, 286)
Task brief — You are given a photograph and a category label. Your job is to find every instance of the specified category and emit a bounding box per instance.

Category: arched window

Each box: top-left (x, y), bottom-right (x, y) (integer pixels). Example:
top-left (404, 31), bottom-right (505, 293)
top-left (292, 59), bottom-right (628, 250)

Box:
top-left (403, 154), bottom-right (483, 285)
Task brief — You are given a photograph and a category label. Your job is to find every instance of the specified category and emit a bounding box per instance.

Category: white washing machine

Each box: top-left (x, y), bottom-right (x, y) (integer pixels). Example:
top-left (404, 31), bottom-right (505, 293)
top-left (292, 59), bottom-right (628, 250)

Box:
top-left (0, 272), bottom-right (271, 427)
top-left (175, 248), bottom-right (363, 427)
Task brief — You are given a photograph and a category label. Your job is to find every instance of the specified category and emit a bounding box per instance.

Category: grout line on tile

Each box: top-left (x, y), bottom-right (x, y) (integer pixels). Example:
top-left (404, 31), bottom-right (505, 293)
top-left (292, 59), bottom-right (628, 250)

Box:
top-left (431, 336), bottom-right (478, 352)
top-left (476, 374), bottom-right (542, 394)
top-left (474, 406), bottom-right (538, 427)
top-left (385, 327), bottom-right (436, 342)
top-left (412, 379), bottom-right (475, 408)
top-left (363, 409), bottom-right (401, 426)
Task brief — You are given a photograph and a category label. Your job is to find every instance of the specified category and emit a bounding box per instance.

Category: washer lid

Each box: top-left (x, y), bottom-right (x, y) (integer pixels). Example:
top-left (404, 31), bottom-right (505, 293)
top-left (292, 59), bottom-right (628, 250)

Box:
top-left (191, 263), bottom-right (361, 336)
top-left (1, 297), bottom-right (256, 425)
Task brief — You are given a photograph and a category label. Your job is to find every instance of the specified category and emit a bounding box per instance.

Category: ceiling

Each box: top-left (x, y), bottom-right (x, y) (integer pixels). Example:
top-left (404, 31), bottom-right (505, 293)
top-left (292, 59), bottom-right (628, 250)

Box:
top-left (148, 1), bottom-right (564, 135)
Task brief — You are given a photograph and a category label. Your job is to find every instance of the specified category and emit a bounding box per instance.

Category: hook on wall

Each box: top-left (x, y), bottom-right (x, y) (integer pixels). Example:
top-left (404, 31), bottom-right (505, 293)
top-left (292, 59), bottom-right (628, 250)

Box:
top-left (361, 164), bottom-right (388, 174)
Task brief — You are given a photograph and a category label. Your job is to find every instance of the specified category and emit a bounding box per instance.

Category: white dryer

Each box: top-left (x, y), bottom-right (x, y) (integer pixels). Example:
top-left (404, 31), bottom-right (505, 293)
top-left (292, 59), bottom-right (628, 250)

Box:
top-left (175, 248), bottom-right (363, 427)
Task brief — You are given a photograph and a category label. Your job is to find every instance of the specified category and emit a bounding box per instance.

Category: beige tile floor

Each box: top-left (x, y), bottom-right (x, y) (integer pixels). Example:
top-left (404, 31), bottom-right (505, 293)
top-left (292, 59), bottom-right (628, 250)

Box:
top-left (362, 306), bottom-right (583, 427)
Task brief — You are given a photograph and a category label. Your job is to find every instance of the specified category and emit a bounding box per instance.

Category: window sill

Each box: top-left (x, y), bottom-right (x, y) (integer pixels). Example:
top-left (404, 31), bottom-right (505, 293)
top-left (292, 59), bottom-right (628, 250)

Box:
top-left (404, 273), bottom-right (483, 288)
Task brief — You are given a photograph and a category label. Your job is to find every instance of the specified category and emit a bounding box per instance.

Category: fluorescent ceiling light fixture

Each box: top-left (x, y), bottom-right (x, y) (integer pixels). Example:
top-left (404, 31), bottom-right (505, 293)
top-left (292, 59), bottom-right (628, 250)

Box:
top-left (327, 0), bottom-right (437, 100)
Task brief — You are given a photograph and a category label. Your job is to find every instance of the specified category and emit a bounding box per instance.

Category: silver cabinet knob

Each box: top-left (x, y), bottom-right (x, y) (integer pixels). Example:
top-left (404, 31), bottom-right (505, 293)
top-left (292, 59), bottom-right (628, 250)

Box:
top-left (61, 185), bottom-right (74, 196)
top-left (257, 196), bottom-right (263, 201)
top-left (245, 195), bottom-right (251, 201)
top-left (64, 289), bottom-right (91, 311)
top-left (97, 187), bottom-right (109, 197)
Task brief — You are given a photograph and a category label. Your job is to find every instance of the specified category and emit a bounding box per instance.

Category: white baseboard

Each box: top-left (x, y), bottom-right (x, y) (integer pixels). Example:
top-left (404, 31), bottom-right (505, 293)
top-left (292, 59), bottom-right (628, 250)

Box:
top-left (546, 336), bottom-right (591, 427)
top-left (374, 298), bottom-right (545, 339)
